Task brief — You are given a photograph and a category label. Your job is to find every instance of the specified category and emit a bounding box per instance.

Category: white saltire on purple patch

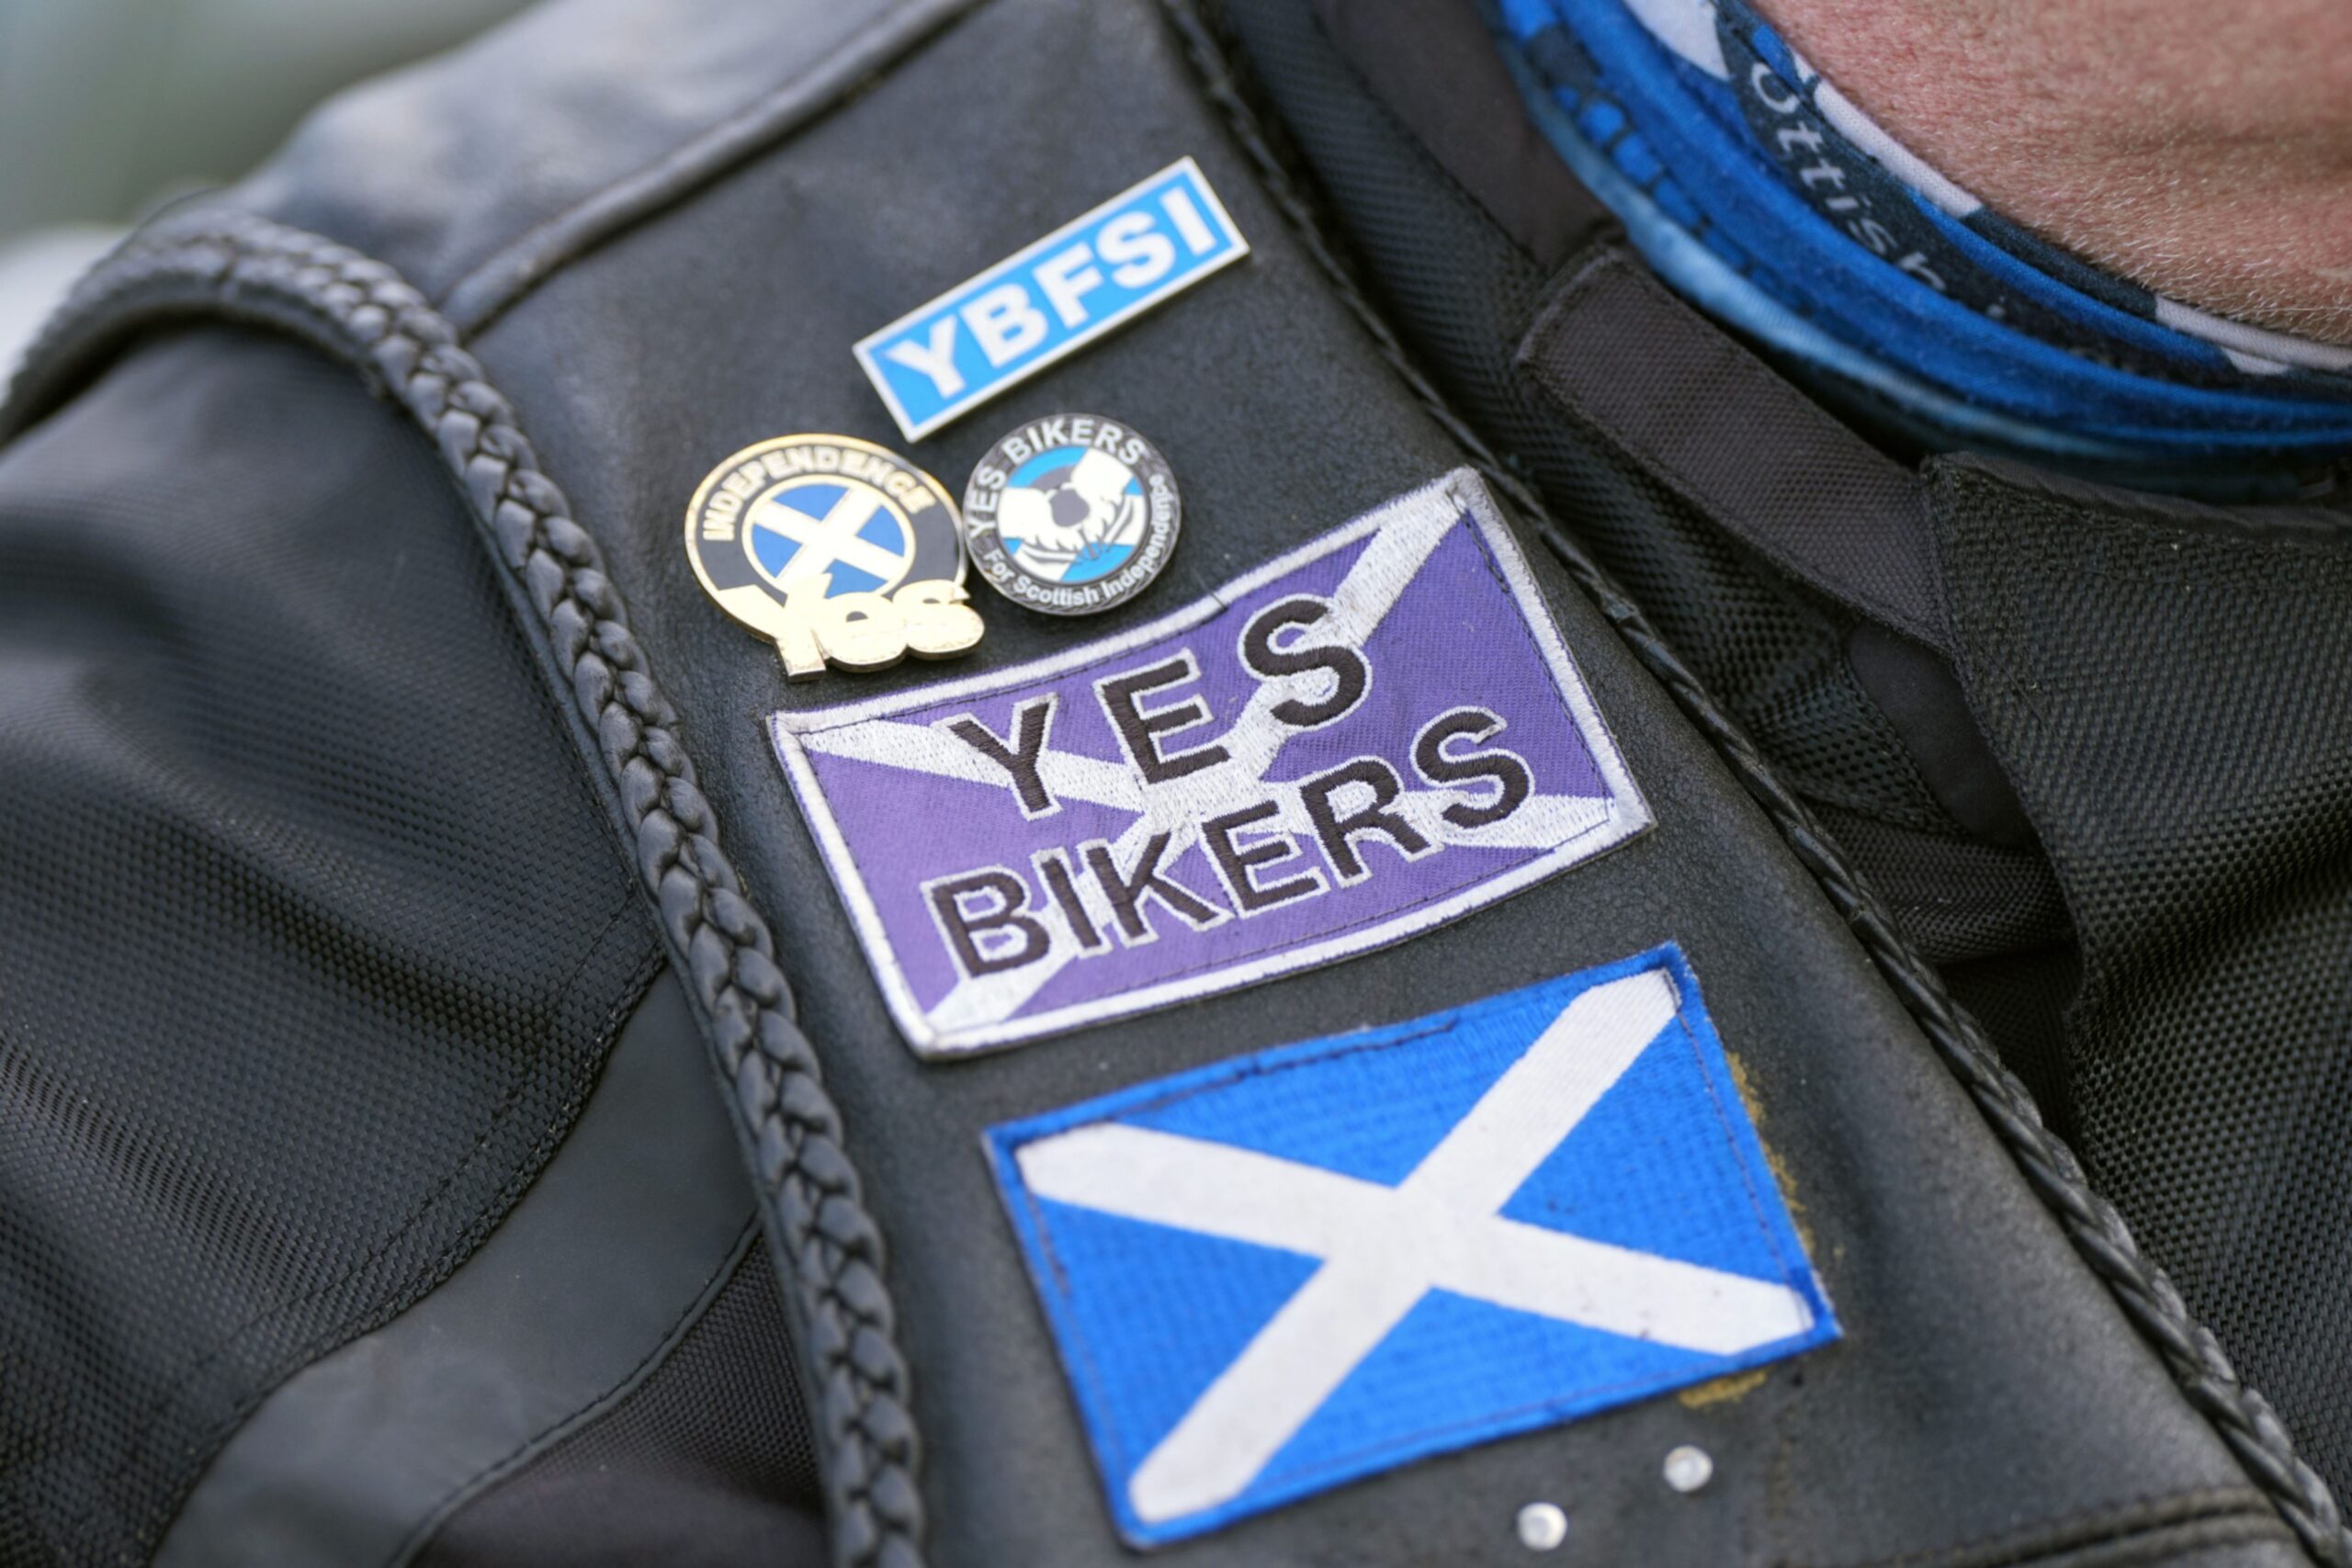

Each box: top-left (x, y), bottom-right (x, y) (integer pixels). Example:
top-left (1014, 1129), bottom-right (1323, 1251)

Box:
top-left (769, 469), bottom-right (1648, 1057)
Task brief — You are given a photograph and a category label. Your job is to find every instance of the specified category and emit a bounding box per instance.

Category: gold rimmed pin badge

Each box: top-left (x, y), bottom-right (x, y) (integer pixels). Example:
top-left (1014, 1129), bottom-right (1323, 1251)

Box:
top-left (684, 434), bottom-right (984, 681)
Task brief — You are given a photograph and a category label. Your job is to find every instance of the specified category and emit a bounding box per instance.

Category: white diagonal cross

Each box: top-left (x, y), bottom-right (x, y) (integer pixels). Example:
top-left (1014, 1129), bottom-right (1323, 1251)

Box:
top-left (801, 501), bottom-right (1616, 1033)
top-left (1015, 969), bottom-right (1815, 1524)
top-left (754, 487), bottom-right (910, 598)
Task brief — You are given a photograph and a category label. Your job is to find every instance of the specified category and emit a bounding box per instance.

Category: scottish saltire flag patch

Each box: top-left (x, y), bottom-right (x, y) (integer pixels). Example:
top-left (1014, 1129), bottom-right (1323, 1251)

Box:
top-left (988, 947), bottom-right (1837, 1544)
top-left (854, 158), bottom-right (1250, 441)
top-left (771, 470), bottom-right (1648, 1057)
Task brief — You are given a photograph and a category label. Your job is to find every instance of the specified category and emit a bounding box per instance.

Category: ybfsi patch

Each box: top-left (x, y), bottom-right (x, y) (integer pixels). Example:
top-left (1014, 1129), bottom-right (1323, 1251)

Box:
top-left (853, 158), bottom-right (1249, 441)
top-left (770, 470), bottom-right (1648, 1056)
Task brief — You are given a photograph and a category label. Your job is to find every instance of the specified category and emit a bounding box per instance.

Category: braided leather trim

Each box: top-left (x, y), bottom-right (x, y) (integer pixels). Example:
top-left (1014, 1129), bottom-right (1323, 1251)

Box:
top-left (1158, 5), bottom-right (2351, 1563)
top-left (0, 210), bottom-right (924, 1568)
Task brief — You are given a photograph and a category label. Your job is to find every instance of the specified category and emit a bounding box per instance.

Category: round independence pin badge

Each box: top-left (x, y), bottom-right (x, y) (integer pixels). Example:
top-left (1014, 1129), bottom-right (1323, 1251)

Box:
top-left (684, 433), bottom-right (982, 680)
top-left (961, 414), bottom-right (1180, 616)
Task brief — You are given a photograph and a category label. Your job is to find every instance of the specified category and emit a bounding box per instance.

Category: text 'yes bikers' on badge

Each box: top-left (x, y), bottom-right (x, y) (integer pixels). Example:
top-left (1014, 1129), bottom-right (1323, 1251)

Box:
top-left (770, 470), bottom-right (1650, 1057)
top-left (853, 158), bottom-right (1248, 441)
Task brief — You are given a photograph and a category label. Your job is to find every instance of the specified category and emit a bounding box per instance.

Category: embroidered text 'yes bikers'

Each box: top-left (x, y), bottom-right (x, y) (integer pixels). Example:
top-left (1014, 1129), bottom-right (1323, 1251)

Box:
top-left (771, 471), bottom-right (1647, 1055)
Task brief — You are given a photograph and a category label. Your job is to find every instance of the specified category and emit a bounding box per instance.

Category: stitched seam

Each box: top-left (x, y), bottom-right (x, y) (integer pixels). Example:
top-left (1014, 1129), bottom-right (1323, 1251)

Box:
top-left (1935, 456), bottom-right (2352, 543)
top-left (383, 1220), bottom-right (764, 1568)
top-left (1, 214), bottom-right (926, 1568)
top-left (1942, 464), bottom-right (2352, 562)
top-left (76, 896), bottom-right (651, 1560)
top-left (1521, 254), bottom-right (1939, 644)
top-left (1159, 4), bottom-right (2352, 1562)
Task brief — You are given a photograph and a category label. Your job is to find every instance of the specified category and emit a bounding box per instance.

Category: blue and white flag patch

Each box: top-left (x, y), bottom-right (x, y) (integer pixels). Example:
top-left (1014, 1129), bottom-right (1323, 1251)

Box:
top-left (854, 158), bottom-right (1249, 440)
top-left (987, 946), bottom-right (1837, 1544)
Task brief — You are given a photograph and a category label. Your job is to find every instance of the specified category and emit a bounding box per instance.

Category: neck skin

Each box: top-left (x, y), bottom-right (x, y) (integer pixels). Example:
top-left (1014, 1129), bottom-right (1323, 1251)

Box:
top-left (1747, 0), bottom-right (2352, 345)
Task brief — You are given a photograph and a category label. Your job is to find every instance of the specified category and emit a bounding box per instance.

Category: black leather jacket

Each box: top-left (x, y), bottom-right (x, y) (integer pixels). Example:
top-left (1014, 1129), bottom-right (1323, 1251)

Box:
top-left (3, 3), bottom-right (2345, 1565)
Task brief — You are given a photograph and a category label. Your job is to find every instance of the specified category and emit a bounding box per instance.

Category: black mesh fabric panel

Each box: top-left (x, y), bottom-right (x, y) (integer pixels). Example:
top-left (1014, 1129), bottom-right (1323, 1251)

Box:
top-left (1930, 461), bottom-right (2352, 1495)
top-left (416, 1245), bottom-right (824, 1568)
top-left (0, 327), bottom-right (658, 1565)
top-left (1941, 942), bottom-right (2083, 1142)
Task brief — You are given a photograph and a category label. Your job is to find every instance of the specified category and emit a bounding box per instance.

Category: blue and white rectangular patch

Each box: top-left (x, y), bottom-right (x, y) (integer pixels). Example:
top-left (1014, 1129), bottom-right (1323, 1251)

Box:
top-left (772, 471), bottom-right (1647, 1058)
top-left (987, 946), bottom-right (1838, 1545)
top-left (853, 157), bottom-right (1249, 440)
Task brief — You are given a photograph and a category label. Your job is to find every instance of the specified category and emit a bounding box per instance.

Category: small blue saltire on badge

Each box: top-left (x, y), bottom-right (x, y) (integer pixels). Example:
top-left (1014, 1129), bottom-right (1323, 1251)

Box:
top-left (986, 946), bottom-right (1837, 1545)
top-left (854, 158), bottom-right (1249, 441)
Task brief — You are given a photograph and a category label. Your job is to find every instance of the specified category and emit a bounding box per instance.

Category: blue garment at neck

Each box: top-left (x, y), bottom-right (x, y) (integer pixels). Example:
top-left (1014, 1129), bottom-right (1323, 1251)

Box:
top-left (1492, 0), bottom-right (2352, 480)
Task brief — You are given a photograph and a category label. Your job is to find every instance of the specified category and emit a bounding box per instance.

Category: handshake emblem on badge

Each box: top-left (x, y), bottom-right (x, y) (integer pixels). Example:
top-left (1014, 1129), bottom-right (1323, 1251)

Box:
top-left (994, 446), bottom-right (1149, 582)
top-left (962, 413), bottom-right (1182, 617)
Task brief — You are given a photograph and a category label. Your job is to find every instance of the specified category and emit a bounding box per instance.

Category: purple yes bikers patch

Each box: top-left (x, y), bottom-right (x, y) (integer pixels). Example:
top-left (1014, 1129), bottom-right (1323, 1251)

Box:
top-left (770, 470), bottom-right (1648, 1057)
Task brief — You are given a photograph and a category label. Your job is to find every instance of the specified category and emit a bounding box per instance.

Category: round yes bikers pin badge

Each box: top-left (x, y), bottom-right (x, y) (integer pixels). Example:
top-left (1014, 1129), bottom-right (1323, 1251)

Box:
top-left (962, 414), bottom-right (1180, 616)
top-left (684, 434), bottom-right (983, 681)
